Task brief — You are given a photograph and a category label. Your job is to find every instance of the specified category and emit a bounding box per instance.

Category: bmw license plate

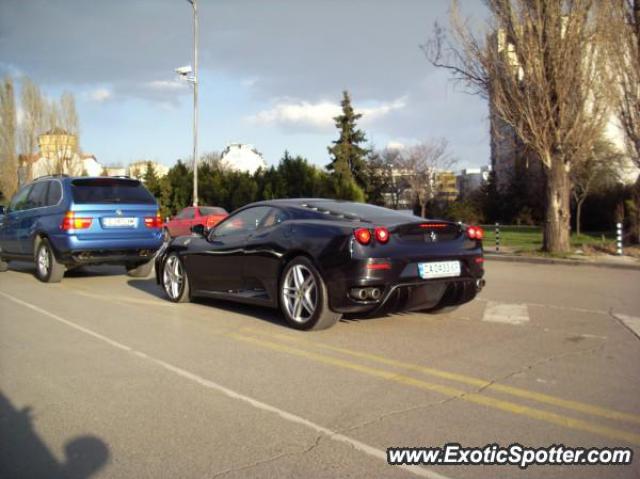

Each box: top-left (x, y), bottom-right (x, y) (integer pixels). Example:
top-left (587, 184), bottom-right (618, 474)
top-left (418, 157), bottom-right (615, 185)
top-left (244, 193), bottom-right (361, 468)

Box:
top-left (103, 217), bottom-right (136, 228)
top-left (418, 261), bottom-right (461, 279)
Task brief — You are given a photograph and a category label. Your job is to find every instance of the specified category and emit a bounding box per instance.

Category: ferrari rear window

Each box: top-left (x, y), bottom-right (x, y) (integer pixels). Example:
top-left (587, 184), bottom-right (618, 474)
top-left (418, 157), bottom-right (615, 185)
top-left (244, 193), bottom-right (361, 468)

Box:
top-left (304, 201), bottom-right (409, 221)
top-left (71, 178), bottom-right (156, 204)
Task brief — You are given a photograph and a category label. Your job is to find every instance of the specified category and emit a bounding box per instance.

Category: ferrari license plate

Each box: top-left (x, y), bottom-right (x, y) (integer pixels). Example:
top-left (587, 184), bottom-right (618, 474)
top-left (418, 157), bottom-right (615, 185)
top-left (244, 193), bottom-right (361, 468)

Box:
top-left (103, 217), bottom-right (136, 228)
top-left (418, 261), bottom-right (461, 279)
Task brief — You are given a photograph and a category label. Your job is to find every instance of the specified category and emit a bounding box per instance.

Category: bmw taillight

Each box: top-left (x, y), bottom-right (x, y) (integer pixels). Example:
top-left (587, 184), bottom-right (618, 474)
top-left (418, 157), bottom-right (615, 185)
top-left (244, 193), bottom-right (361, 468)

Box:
top-left (60, 211), bottom-right (92, 231)
top-left (466, 225), bottom-right (484, 240)
top-left (374, 227), bottom-right (389, 244)
top-left (354, 228), bottom-right (372, 245)
top-left (144, 213), bottom-right (163, 229)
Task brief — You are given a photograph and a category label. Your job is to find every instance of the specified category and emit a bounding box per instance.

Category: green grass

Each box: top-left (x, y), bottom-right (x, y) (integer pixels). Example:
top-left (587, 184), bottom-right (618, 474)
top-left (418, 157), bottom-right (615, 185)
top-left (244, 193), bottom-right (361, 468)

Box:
top-left (481, 225), bottom-right (615, 254)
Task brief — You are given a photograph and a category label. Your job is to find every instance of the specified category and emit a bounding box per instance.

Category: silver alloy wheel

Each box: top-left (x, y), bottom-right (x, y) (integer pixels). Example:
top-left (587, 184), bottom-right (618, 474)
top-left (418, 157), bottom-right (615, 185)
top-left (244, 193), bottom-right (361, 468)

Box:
top-left (37, 245), bottom-right (50, 278)
top-left (163, 255), bottom-right (183, 300)
top-left (282, 264), bottom-right (318, 323)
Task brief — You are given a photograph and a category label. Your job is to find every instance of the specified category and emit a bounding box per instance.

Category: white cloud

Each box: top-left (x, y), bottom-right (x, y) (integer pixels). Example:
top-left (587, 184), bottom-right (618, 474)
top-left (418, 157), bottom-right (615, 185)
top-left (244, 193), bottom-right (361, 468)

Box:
top-left (88, 88), bottom-right (112, 102)
top-left (247, 96), bottom-right (407, 131)
top-left (359, 97), bottom-right (407, 122)
top-left (241, 77), bottom-right (259, 88)
top-left (386, 141), bottom-right (405, 150)
top-left (146, 80), bottom-right (189, 92)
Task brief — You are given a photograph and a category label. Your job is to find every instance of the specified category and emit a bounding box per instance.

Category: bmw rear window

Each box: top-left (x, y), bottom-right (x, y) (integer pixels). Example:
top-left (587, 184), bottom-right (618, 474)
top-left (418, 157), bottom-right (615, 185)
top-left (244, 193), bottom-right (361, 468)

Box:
top-left (71, 178), bottom-right (156, 204)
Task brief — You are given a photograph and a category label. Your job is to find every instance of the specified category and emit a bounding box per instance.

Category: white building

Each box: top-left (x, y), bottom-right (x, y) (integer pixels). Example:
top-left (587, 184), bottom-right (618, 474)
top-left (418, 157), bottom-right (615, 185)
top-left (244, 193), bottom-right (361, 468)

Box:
top-left (25, 153), bottom-right (104, 179)
top-left (220, 143), bottom-right (267, 174)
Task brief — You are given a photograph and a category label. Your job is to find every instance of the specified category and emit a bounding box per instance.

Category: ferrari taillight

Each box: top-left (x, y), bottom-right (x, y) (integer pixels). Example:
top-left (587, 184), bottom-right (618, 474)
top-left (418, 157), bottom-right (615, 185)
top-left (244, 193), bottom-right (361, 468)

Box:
top-left (60, 211), bottom-right (92, 231)
top-left (374, 227), bottom-right (389, 244)
top-left (354, 228), bottom-right (372, 245)
top-left (467, 225), bottom-right (484, 240)
top-left (144, 213), bottom-right (162, 229)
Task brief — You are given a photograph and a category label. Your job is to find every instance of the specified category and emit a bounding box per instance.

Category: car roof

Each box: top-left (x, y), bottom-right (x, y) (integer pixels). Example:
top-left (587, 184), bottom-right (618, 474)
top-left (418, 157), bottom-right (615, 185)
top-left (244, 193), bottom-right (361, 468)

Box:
top-left (247, 198), bottom-right (350, 208)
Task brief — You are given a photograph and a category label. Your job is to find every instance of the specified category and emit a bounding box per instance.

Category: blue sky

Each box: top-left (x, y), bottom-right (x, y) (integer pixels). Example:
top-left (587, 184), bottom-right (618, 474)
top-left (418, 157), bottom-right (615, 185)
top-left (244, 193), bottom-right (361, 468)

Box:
top-left (0, 0), bottom-right (490, 170)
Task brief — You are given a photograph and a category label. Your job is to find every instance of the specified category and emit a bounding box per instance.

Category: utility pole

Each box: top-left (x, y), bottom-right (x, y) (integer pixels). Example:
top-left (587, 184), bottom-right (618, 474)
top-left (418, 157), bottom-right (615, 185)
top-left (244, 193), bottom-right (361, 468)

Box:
top-left (187, 0), bottom-right (199, 207)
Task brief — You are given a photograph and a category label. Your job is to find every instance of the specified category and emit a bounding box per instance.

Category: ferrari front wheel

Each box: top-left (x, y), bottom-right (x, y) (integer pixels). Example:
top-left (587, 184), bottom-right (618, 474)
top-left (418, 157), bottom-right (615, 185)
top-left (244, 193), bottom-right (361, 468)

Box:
top-left (162, 254), bottom-right (190, 303)
top-left (279, 256), bottom-right (340, 331)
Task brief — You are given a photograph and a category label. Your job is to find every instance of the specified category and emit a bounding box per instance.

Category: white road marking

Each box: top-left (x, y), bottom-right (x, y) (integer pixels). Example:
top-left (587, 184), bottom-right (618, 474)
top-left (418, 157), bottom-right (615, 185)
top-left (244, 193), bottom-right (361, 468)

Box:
top-left (482, 301), bottom-right (530, 325)
top-left (476, 298), bottom-right (608, 316)
top-left (0, 290), bottom-right (449, 479)
top-left (613, 313), bottom-right (640, 340)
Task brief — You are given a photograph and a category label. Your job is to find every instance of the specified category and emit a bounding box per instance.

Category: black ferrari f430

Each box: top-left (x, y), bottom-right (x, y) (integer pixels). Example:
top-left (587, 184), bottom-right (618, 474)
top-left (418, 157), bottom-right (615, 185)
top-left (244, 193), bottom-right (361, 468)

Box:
top-left (155, 199), bottom-right (486, 330)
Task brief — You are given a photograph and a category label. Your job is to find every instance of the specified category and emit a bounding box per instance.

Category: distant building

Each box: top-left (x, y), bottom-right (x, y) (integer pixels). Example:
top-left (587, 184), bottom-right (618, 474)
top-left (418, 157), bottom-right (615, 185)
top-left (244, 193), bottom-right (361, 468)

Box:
top-left (104, 167), bottom-right (127, 177)
top-left (18, 129), bottom-right (105, 182)
top-left (220, 143), bottom-right (267, 174)
top-left (38, 127), bottom-right (78, 162)
top-left (434, 170), bottom-right (458, 203)
top-left (456, 166), bottom-right (491, 199)
top-left (128, 161), bottom-right (169, 180)
top-left (382, 168), bottom-right (459, 211)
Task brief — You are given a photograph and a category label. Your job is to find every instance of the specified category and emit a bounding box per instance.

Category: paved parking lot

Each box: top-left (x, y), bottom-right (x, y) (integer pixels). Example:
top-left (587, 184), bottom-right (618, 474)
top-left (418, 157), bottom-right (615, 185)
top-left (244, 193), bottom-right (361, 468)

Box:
top-left (1, 260), bottom-right (639, 478)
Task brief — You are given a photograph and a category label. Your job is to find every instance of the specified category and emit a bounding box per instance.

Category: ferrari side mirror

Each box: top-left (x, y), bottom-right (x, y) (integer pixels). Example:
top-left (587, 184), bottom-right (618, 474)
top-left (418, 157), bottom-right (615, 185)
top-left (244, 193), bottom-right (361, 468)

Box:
top-left (191, 224), bottom-right (206, 237)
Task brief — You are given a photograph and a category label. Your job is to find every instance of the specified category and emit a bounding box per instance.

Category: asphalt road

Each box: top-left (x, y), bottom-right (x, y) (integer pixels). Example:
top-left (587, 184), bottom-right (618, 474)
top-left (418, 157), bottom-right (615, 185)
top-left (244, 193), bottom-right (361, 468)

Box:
top-left (1, 259), bottom-right (639, 479)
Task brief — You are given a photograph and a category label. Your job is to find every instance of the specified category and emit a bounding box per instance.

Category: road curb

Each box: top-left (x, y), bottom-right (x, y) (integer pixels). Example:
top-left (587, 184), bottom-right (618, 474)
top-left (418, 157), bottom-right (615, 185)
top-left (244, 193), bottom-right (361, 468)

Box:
top-left (484, 253), bottom-right (640, 271)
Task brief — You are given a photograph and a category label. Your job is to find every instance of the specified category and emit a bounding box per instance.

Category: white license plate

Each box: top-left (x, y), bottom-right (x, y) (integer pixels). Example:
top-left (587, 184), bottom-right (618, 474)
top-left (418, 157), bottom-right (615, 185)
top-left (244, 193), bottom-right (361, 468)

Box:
top-left (103, 217), bottom-right (137, 228)
top-left (418, 261), bottom-right (461, 279)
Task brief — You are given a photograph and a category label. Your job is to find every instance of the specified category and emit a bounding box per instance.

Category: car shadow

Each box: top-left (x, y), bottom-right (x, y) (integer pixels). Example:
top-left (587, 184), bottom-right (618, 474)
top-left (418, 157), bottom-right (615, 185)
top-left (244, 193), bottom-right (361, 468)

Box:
top-left (5, 261), bottom-right (125, 279)
top-left (126, 278), bottom-right (286, 327)
top-left (0, 391), bottom-right (109, 479)
top-left (125, 277), bottom-right (415, 328)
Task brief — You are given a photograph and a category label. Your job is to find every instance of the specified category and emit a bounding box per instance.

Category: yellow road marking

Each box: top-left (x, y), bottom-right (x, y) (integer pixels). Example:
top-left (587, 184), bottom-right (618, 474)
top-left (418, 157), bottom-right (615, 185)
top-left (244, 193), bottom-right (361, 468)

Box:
top-left (243, 327), bottom-right (640, 427)
top-left (230, 332), bottom-right (640, 446)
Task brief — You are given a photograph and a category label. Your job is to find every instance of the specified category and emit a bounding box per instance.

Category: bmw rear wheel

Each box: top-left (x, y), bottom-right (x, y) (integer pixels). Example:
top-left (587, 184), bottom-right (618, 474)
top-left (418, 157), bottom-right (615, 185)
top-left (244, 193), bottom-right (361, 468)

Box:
top-left (279, 256), bottom-right (340, 330)
top-left (35, 239), bottom-right (65, 283)
top-left (162, 253), bottom-right (190, 303)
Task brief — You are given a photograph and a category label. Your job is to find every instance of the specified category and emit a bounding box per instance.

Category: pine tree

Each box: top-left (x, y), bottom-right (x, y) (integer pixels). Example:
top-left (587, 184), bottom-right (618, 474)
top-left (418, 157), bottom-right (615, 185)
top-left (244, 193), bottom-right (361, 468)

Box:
top-left (327, 91), bottom-right (368, 190)
top-left (142, 161), bottom-right (162, 198)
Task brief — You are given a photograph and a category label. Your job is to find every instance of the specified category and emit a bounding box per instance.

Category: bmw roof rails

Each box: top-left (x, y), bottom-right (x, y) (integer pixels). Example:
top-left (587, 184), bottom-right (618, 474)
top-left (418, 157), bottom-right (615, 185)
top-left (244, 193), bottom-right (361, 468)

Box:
top-left (33, 174), bottom-right (70, 181)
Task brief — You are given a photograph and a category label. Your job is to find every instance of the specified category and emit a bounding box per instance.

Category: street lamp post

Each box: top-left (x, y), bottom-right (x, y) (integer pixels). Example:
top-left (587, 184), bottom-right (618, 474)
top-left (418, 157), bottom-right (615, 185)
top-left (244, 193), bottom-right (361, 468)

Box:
top-left (186, 0), bottom-right (199, 207)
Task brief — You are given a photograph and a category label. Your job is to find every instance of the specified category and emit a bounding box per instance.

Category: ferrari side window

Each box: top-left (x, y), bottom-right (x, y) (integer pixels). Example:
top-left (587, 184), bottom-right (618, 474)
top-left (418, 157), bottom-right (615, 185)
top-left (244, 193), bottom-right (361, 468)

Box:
top-left (214, 206), bottom-right (271, 237)
top-left (260, 208), bottom-right (288, 228)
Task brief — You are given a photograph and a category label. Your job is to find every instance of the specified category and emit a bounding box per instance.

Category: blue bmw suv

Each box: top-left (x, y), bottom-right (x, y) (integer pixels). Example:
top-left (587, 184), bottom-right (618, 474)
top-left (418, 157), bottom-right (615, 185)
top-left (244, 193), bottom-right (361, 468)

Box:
top-left (0, 175), bottom-right (164, 282)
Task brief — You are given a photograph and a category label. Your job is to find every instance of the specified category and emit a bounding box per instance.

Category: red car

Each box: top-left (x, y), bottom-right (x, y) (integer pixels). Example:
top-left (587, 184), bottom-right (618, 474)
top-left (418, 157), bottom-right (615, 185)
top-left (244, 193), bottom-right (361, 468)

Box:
top-left (164, 206), bottom-right (228, 239)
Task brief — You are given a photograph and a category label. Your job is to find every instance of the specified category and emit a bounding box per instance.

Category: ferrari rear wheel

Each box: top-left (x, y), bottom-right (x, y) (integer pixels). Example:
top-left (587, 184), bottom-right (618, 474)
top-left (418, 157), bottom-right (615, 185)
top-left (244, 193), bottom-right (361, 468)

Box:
top-left (279, 256), bottom-right (340, 331)
top-left (162, 254), bottom-right (190, 303)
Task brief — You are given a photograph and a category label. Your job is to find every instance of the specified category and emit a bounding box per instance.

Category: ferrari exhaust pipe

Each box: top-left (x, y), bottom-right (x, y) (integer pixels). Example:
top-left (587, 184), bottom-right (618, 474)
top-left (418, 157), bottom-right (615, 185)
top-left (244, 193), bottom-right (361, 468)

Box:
top-left (351, 288), bottom-right (369, 300)
top-left (368, 288), bottom-right (382, 300)
top-left (476, 279), bottom-right (486, 291)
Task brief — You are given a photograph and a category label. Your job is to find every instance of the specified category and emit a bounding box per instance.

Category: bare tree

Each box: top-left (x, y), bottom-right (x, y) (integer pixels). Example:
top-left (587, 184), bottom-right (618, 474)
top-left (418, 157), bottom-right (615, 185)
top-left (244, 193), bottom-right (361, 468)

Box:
top-left (371, 147), bottom-right (403, 208)
top-left (398, 138), bottom-right (456, 217)
top-left (19, 77), bottom-right (46, 181)
top-left (43, 92), bottom-right (80, 175)
top-left (425, 0), bottom-right (610, 252)
top-left (604, 0), bottom-right (640, 163)
top-left (201, 151), bottom-right (225, 170)
top-left (603, 0), bottom-right (640, 241)
top-left (0, 76), bottom-right (18, 199)
top-left (571, 140), bottom-right (624, 235)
